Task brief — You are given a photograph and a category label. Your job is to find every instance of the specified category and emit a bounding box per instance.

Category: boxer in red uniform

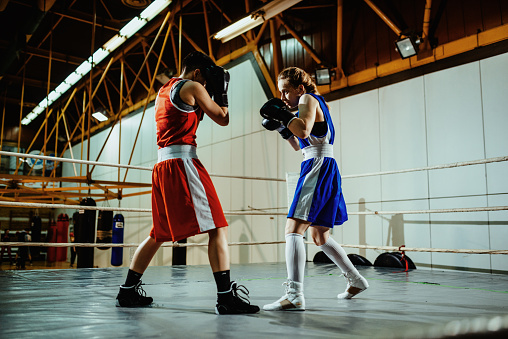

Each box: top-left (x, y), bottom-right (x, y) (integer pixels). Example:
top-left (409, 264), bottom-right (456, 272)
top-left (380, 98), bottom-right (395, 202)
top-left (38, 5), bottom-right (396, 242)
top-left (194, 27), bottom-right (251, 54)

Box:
top-left (116, 51), bottom-right (259, 315)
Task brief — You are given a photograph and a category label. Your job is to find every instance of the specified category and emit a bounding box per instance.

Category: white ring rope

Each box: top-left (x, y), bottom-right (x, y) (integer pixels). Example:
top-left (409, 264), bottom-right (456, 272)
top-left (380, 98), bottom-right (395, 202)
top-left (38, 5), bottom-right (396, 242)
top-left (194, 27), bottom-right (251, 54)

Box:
top-left (1, 150), bottom-right (506, 182)
top-left (341, 156), bottom-right (508, 179)
top-left (0, 201), bottom-right (507, 216)
top-left (0, 150), bottom-right (283, 182)
top-left (0, 201), bottom-right (151, 213)
top-left (0, 150), bottom-right (152, 172)
top-left (1, 241), bottom-right (507, 254)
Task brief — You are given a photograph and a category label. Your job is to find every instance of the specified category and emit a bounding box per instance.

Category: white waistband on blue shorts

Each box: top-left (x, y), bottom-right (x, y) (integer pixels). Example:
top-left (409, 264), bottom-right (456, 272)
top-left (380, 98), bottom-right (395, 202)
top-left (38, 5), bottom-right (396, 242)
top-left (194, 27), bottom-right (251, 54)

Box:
top-left (157, 145), bottom-right (197, 163)
top-left (302, 144), bottom-right (334, 161)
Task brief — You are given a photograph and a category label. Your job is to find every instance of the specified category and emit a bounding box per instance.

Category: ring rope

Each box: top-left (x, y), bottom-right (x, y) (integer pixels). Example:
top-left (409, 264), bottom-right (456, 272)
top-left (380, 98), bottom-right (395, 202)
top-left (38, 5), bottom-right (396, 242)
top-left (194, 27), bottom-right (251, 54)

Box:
top-left (1, 150), bottom-right (506, 182)
top-left (0, 150), bottom-right (152, 172)
top-left (1, 241), bottom-right (507, 254)
top-left (0, 201), bottom-right (507, 216)
top-left (0, 150), bottom-right (283, 182)
top-left (342, 156), bottom-right (508, 179)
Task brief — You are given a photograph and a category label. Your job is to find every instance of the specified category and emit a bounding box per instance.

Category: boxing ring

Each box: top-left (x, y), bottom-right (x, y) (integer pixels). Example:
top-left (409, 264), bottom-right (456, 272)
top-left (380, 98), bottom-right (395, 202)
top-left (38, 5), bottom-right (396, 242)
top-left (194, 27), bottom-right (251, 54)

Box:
top-left (1, 151), bottom-right (508, 338)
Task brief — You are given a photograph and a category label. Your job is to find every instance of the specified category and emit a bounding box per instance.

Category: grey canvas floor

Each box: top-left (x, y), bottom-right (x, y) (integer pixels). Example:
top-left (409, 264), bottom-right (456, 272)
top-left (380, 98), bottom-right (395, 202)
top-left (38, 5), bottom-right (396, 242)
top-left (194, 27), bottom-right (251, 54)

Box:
top-left (1, 262), bottom-right (508, 338)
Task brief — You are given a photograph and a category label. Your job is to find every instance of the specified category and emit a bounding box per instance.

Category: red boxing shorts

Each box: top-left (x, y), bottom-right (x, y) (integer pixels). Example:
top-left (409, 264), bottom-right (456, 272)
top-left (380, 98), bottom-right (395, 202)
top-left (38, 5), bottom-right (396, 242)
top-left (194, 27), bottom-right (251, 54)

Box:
top-left (150, 145), bottom-right (228, 242)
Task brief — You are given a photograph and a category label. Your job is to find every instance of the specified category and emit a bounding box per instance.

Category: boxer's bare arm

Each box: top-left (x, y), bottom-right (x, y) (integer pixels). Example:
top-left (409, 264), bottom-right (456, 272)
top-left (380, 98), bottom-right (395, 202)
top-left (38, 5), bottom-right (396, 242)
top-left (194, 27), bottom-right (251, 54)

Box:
top-left (180, 80), bottom-right (229, 126)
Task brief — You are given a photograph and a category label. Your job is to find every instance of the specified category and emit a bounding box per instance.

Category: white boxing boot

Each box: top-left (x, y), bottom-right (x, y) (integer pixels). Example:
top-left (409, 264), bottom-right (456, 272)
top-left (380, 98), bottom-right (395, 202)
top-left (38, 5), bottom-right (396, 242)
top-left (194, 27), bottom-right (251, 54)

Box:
top-left (337, 271), bottom-right (369, 299)
top-left (263, 280), bottom-right (305, 311)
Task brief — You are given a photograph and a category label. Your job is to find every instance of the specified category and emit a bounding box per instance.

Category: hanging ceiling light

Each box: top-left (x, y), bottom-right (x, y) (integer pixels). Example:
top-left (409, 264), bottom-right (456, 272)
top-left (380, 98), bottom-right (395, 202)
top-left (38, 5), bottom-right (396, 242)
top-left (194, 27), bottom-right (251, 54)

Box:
top-left (21, 0), bottom-right (172, 125)
top-left (213, 0), bottom-right (303, 43)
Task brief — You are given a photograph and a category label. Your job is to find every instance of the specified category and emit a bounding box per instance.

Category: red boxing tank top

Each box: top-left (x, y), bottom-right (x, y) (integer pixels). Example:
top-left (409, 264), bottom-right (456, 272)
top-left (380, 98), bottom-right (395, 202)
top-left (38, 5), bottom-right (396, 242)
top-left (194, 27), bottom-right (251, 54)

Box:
top-left (155, 77), bottom-right (204, 148)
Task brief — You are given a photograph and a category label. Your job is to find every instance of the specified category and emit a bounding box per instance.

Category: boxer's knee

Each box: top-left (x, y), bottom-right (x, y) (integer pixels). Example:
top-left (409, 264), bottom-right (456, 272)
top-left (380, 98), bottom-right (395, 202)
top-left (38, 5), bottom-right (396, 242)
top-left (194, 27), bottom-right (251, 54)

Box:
top-left (310, 226), bottom-right (329, 246)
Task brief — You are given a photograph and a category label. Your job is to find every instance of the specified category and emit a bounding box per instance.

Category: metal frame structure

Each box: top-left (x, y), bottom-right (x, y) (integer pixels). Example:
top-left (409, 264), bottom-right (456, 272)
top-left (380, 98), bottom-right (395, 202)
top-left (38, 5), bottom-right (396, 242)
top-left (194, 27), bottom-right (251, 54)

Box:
top-left (0, 0), bottom-right (507, 207)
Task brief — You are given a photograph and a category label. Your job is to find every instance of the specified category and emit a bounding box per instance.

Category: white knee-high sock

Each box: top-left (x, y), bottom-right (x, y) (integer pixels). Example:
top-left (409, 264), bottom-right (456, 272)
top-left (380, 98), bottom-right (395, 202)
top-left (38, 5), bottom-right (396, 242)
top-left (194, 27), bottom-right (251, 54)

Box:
top-left (285, 233), bottom-right (306, 283)
top-left (320, 237), bottom-right (357, 274)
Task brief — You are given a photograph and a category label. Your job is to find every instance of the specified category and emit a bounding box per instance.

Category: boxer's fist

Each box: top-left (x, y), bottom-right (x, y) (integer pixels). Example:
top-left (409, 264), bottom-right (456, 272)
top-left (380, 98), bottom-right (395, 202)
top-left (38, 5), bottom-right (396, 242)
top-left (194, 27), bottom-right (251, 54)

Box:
top-left (261, 118), bottom-right (294, 140)
top-left (262, 118), bottom-right (281, 131)
top-left (204, 65), bottom-right (229, 107)
top-left (260, 98), bottom-right (296, 127)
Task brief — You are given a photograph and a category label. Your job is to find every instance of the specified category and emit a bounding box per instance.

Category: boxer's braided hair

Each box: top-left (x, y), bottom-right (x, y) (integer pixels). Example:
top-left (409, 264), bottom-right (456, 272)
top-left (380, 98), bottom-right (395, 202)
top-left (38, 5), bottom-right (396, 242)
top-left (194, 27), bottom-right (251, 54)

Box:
top-left (278, 67), bottom-right (319, 95)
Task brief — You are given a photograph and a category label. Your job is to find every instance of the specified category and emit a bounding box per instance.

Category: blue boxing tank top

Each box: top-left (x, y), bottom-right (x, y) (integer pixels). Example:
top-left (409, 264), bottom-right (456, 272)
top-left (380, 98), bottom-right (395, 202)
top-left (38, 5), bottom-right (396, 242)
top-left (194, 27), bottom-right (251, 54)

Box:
top-left (296, 93), bottom-right (335, 149)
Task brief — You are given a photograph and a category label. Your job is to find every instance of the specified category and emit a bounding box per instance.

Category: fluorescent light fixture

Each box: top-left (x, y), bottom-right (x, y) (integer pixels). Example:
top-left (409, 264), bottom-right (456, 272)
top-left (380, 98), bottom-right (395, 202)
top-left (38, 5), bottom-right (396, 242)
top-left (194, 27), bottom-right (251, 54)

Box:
top-left (91, 48), bottom-right (109, 65)
top-left (39, 98), bottom-right (49, 108)
top-left (32, 106), bottom-right (44, 115)
top-left (214, 16), bottom-right (263, 42)
top-left (395, 36), bottom-right (419, 59)
top-left (64, 72), bottom-right (82, 86)
top-left (103, 35), bottom-right (127, 52)
top-left (54, 82), bottom-right (71, 94)
top-left (74, 61), bottom-right (92, 76)
top-left (213, 0), bottom-right (303, 43)
top-left (92, 111), bottom-right (109, 122)
top-left (119, 17), bottom-right (147, 39)
top-left (47, 91), bottom-right (60, 103)
top-left (21, 0), bottom-right (172, 125)
top-left (141, 0), bottom-right (170, 20)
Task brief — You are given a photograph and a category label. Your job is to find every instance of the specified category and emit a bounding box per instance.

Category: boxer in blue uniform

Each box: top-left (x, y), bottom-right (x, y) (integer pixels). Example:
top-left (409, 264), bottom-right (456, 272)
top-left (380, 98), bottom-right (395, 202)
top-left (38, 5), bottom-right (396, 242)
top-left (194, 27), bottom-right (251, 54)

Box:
top-left (260, 67), bottom-right (368, 311)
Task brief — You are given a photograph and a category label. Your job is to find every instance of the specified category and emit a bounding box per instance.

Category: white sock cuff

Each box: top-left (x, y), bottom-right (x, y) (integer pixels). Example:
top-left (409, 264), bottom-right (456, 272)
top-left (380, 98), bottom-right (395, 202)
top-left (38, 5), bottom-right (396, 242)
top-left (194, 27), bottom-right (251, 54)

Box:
top-left (285, 233), bottom-right (303, 240)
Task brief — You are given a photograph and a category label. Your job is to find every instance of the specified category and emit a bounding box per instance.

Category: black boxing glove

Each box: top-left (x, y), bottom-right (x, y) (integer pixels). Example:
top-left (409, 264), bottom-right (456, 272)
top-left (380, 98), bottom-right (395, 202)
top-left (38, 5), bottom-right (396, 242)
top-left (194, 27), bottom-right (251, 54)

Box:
top-left (260, 98), bottom-right (297, 127)
top-left (262, 118), bottom-right (281, 131)
top-left (262, 118), bottom-right (294, 140)
top-left (204, 65), bottom-right (229, 107)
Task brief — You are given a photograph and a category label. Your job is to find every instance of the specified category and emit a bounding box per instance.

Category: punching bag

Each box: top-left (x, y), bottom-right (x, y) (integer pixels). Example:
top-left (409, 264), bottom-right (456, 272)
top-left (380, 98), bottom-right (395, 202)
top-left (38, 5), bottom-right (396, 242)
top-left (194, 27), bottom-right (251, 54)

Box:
top-left (47, 220), bottom-right (57, 262)
top-left (111, 214), bottom-right (124, 266)
top-left (97, 210), bottom-right (113, 250)
top-left (76, 198), bottom-right (96, 268)
top-left (56, 214), bottom-right (69, 261)
top-left (30, 215), bottom-right (42, 260)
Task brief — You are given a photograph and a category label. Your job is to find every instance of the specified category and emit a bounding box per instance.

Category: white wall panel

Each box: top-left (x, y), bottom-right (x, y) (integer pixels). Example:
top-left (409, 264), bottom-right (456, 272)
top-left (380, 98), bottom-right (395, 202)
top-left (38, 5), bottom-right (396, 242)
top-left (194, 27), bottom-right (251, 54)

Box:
top-left (486, 162), bottom-right (508, 195)
top-left (140, 107), bottom-right (157, 165)
top-left (379, 77), bottom-right (429, 201)
top-left (488, 194), bottom-right (508, 272)
top-left (429, 196), bottom-right (490, 270)
top-left (480, 53), bottom-right (508, 158)
top-left (340, 90), bottom-right (381, 175)
top-left (379, 77), bottom-right (427, 170)
top-left (425, 62), bottom-right (485, 165)
top-left (428, 165), bottom-right (487, 198)
top-left (425, 63), bottom-right (487, 199)
top-left (228, 60), bottom-right (267, 138)
top-left (340, 90), bottom-right (382, 203)
top-left (196, 111), bottom-right (213, 146)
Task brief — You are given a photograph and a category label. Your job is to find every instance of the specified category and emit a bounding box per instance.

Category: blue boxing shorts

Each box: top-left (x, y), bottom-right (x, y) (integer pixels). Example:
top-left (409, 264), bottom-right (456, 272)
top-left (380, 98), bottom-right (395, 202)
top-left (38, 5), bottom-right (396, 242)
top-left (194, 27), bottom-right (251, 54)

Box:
top-left (288, 156), bottom-right (348, 227)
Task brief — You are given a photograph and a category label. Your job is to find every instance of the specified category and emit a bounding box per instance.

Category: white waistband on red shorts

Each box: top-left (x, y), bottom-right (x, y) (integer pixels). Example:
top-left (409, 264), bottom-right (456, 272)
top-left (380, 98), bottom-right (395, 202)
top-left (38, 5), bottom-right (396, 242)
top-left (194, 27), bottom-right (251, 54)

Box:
top-left (157, 145), bottom-right (197, 163)
top-left (302, 144), bottom-right (334, 161)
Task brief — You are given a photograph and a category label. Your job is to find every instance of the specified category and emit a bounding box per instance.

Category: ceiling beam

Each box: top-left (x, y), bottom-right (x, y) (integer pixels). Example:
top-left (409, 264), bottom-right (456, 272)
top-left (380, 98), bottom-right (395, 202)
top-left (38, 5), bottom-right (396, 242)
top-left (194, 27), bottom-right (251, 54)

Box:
top-left (336, 0), bottom-right (344, 78)
top-left (2, 74), bottom-right (58, 90)
top-left (22, 45), bottom-right (84, 65)
top-left (269, 19), bottom-right (282, 82)
top-left (51, 8), bottom-right (123, 32)
top-left (363, 0), bottom-right (402, 36)
top-left (2, 96), bottom-right (37, 107)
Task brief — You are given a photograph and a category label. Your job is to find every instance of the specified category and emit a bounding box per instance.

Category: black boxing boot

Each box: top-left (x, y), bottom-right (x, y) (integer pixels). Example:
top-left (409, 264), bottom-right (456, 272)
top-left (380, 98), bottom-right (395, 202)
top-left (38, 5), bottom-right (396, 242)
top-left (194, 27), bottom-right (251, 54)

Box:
top-left (215, 282), bottom-right (260, 315)
top-left (116, 280), bottom-right (153, 307)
